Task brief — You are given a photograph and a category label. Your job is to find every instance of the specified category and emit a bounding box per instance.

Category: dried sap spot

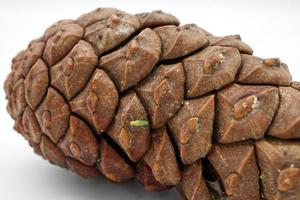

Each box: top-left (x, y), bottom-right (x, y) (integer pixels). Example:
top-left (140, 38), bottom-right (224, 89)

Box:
top-left (118, 128), bottom-right (131, 152)
top-left (203, 54), bottom-right (223, 74)
top-left (62, 57), bottom-right (74, 77)
top-left (179, 117), bottom-right (200, 145)
top-left (69, 143), bottom-right (81, 158)
top-left (263, 58), bottom-right (281, 67)
top-left (86, 92), bottom-right (98, 114)
top-left (277, 167), bottom-right (300, 192)
top-left (233, 95), bottom-right (259, 120)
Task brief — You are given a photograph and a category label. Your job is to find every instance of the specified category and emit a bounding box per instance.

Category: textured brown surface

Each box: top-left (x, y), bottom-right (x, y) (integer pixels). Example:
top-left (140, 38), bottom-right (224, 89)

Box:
top-left (177, 162), bottom-right (211, 200)
top-left (4, 7), bottom-right (300, 200)
top-left (208, 143), bottom-right (260, 200)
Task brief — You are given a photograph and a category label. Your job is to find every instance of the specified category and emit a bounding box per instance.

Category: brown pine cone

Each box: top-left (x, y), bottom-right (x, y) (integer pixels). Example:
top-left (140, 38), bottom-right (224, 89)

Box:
top-left (4, 8), bottom-right (300, 200)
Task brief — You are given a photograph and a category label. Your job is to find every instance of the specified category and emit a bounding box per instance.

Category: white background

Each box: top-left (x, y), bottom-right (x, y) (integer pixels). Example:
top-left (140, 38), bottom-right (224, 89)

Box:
top-left (0, 0), bottom-right (300, 199)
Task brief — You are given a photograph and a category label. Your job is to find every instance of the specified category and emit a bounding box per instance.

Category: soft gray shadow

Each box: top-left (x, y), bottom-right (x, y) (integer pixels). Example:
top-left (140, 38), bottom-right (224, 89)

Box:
top-left (27, 160), bottom-right (181, 200)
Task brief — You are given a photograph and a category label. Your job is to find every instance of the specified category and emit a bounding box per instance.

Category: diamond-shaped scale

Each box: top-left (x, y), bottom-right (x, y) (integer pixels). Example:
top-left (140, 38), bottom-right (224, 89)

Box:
top-left (25, 59), bottom-right (49, 110)
top-left (216, 83), bottom-right (279, 143)
top-left (77, 8), bottom-right (141, 55)
top-left (183, 46), bottom-right (241, 98)
top-left (208, 143), bottom-right (260, 200)
top-left (50, 40), bottom-right (97, 100)
top-left (35, 87), bottom-right (70, 143)
top-left (98, 139), bottom-right (135, 183)
top-left (268, 87), bottom-right (300, 139)
top-left (136, 63), bottom-right (184, 129)
top-left (100, 28), bottom-right (161, 92)
top-left (154, 24), bottom-right (208, 60)
top-left (107, 91), bottom-right (150, 162)
top-left (138, 127), bottom-right (181, 189)
top-left (70, 69), bottom-right (118, 133)
top-left (237, 55), bottom-right (291, 86)
top-left (256, 140), bottom-right (300, 200)
top-left (43, 21), bottom-right (83, 66)
top-left (177, 161), bottom-right (211, 200)
top-left (168, 95), bottom-right (214, 164)
top-left (136, 10), bottom-right (179, 28)
top-left (58, 116), bottom-right (99, 166)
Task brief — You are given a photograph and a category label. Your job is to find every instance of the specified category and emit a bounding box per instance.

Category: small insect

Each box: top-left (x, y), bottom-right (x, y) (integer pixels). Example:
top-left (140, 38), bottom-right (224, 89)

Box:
top-left (130, 120), bottom-right (149, 126)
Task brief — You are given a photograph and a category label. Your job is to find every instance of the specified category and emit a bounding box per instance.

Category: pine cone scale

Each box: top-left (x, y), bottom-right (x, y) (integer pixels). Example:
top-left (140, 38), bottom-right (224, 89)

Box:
top-left (4, 7), bottom-right (300, 200)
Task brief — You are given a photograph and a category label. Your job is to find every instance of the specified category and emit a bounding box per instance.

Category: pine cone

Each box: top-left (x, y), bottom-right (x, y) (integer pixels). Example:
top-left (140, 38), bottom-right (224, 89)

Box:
top-left (4, 8), bottom-right (300, 200)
